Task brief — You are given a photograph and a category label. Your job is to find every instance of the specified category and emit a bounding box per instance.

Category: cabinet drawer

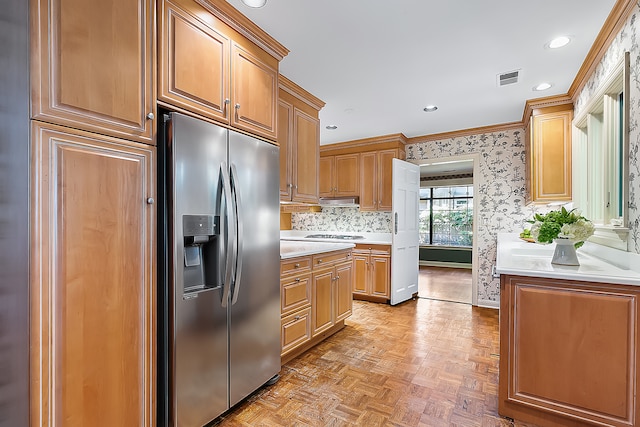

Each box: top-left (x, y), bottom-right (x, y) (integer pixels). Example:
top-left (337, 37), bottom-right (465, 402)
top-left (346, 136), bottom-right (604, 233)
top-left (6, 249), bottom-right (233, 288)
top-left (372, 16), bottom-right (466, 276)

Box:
top-left (355, 244), bottom-right (390, 255)
top-left (281, 256), bottom-right (312, 276)
top-left (281, 273), bottom-right (311, 316)
top-left (312, 250), bottom-right (352, 269)
top-left (281, 307), bottom-right (312, 356)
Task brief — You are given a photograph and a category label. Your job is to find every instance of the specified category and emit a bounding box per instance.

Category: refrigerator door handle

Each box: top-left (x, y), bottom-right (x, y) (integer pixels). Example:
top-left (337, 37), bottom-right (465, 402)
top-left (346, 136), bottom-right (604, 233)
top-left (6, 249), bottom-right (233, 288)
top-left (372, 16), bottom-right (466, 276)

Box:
top-left (220, 162), bottom-right (235, 308)
top-left (230, 163), bottom-right (244, 305)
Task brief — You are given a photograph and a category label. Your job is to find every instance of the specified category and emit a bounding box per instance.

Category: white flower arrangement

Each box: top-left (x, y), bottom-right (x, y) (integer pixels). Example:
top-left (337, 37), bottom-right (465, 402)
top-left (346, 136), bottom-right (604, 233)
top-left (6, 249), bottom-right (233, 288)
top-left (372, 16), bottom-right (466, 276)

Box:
top-left (527, 207), bottom-right (595, 249)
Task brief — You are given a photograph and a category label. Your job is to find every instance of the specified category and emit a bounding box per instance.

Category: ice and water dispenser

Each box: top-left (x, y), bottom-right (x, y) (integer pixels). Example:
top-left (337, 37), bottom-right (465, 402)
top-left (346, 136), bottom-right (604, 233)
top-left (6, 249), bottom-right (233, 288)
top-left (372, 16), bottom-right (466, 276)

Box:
top-left (181, 214), bottom-right (220, 293)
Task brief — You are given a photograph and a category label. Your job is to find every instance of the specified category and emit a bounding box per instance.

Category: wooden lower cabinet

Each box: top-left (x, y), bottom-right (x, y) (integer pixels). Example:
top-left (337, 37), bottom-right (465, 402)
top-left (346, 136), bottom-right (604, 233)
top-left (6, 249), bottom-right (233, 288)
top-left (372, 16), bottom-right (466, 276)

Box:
top-left (499, 274), bottom-right (640, 427)
top-left (30, 122), bottom-right (156, 427)
top-left (353, 244), bottom-right (391, 302)
top-left (280, 249), bottom-right (353, 364)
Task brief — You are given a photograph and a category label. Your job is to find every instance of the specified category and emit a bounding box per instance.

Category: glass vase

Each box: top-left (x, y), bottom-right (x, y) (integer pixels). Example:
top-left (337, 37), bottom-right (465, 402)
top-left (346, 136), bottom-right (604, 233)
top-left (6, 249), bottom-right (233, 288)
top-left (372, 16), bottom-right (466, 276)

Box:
top-left (551, 238), bottom-right (580, 266)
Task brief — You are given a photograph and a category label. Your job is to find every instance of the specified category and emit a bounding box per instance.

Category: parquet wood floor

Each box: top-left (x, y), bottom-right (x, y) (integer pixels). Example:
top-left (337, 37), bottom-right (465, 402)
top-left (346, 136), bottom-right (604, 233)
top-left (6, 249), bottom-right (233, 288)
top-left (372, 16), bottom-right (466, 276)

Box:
top-left (214, 299), bottom-right (538, 427)
top-left (418, 266), bottom-right (472, 305)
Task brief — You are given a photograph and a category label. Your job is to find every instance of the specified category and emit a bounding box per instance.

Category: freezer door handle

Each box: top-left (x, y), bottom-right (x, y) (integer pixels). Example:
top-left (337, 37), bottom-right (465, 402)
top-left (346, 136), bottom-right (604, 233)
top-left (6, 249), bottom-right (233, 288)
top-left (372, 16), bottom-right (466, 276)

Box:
top-left (220, 163), bottom-right (235, 308)
top-left (230, 163), bottom-right (244, 305)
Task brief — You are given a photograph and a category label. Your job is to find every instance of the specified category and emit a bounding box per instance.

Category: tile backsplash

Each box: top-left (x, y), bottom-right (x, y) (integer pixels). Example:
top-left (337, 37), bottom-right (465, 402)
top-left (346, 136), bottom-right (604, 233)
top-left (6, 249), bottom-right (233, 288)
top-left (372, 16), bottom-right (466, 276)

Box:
top-left (291, 207), bottom-right (392, 233)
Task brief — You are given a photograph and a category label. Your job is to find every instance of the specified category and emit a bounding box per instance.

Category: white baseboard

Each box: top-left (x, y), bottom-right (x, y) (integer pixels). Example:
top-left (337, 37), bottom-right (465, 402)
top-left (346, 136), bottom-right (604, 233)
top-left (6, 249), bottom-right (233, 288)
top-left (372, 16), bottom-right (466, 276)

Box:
top-left (477, 299), bottom-right (499, 309)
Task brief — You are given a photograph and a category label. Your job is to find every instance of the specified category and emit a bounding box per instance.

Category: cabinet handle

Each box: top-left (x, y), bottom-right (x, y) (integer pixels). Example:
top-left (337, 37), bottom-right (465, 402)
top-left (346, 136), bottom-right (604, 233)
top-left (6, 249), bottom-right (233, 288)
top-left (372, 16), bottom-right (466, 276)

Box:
top-left (288, 183), bottom-right (293, 189)
top-left (336, 275), bottom-right (340, 280)
top-left (294, 263), bottom-right (300, 268)
top-left (146, 197), bottom-right (154, 204)
top-left (146, 112), bottom-right (154, 120)
top-left (224, 98), bottom-right (230, 105)
top-left (295, 278), bottom-right (301, 282)
top-left (235, 103), bottom-right (241, 110)
top-left (294, 316), bottom-right (300, 321)
top-left (317, 259), bottom-right (323, 263)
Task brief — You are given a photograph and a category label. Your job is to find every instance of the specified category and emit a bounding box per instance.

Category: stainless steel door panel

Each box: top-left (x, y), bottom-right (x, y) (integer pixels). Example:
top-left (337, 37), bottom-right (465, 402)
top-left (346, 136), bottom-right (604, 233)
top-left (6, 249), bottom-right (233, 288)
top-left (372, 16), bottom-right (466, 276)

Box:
top-left (171, 112), bottom-right (229, 424)
top-left (228, 131), bottom-right (281, 406)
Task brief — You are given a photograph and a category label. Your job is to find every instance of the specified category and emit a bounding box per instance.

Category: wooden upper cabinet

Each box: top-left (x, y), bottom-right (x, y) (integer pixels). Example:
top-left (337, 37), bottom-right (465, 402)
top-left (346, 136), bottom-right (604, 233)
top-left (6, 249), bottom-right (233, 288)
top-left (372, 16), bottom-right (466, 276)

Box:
top-left (31, 0), bottom-right (155, 143)
top-left (158, 0), bottom-right (229, 122)
top-left (159, 0), bottom-right (285, 141)
top-left (359, 148), bottom-right (402, 211)
top-left (524, 101), bottom-right (573, 203)
top-left (30, 122), bottom-right (156, 427)
top-left (230, 41), bottom-right (278, 139)
top-left (279, 76), bottom-right (325, 203)
top-left (320, 154), bottom-right (360, 198)
top-left (292, 109), bottom-right (320, 203)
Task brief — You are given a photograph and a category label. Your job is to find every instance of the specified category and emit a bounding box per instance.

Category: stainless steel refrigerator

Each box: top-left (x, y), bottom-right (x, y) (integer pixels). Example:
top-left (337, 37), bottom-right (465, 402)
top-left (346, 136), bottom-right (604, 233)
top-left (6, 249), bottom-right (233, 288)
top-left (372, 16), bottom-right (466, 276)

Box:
top-left (158, 112), bottom-right (281, 427)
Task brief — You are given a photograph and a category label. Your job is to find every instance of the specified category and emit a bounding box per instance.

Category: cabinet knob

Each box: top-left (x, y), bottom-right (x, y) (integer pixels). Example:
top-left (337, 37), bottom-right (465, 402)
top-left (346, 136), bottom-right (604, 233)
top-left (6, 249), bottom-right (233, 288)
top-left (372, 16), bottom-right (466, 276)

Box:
top-left (235, 103), bottom-right (241, 109)
top-left (288, 183), bottom-right (293, 189)
top-left (224, 98), bottom-right (230, 105)
top-left (336, 275), bottom-right (340, 280)
top-left (295, 278), bottom-right (301, 282)
top-left (294, 316), bottom-right (300, 321)
top-left (294, 263), bottom-right (300, 268)
top-left (146, 197), bottom-right (154, 204)
top-left (146, 112), bottom-right (154, 120)
top-left (317, 259), bottom-right (323, 263)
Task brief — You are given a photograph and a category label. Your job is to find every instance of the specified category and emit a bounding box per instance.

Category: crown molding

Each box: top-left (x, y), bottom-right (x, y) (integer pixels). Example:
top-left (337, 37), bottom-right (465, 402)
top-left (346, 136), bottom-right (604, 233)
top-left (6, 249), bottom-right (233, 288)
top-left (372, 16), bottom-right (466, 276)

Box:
top-left (406, 121), bottom-right (523, 145)
top-left (197, 0), bottom-right (289, 61)
top-left (320, 133), bottom-right (408, 154)
top-left (521, 94), bottom-right (573, 127)
top-left (568, 0), bottom-right (636, 100)
top-left (279, 75), bottom-right (326, 111)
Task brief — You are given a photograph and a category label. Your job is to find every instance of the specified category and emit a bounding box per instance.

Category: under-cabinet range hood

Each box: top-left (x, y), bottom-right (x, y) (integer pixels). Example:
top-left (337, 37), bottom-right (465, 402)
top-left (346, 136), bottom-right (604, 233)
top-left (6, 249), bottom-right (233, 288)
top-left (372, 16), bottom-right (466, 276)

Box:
top-left (318, 196), bottom-right (359, 207)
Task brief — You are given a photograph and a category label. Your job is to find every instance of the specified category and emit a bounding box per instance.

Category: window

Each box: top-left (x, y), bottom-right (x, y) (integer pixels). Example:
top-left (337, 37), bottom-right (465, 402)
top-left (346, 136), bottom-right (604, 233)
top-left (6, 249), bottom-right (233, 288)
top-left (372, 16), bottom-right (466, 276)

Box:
top-left (419, 185), bottom-right (473, 246)
top-left (573, 51), bottom-right (629, 250)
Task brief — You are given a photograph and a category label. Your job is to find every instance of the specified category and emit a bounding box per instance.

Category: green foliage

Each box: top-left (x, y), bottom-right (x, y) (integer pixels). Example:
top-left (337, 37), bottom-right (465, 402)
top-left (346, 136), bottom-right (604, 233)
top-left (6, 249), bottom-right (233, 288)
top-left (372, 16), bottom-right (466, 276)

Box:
top-left (529, 207), bottom-right (589, 244)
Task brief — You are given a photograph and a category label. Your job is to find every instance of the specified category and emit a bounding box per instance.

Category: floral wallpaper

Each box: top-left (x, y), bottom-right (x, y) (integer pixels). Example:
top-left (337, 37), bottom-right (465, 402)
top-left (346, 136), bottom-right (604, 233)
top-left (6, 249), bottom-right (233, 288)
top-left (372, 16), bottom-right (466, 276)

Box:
top-left (574, 3), bottom-right (640, 253)
top-left (292, 207), bottom-right (392, 233)
top-left (406, 130), bottom-right (544, 305)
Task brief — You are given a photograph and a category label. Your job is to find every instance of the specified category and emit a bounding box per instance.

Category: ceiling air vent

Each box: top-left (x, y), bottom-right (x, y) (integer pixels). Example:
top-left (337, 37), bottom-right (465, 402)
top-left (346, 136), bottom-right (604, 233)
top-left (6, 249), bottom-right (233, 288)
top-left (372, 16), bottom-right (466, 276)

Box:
top-left (497, 70), bottom-right (520, 87)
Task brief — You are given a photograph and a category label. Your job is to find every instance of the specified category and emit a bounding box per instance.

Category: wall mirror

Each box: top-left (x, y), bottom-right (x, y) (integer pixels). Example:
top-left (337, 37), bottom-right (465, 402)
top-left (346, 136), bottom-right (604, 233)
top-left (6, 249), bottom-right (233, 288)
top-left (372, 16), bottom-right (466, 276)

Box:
top-left (572, 51), bottom-right (629, 250)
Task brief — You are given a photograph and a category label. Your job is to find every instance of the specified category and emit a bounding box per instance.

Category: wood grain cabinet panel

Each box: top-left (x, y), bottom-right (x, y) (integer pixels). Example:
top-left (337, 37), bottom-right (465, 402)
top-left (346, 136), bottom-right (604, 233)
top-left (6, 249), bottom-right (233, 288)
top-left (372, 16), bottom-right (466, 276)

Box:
top-left (525, 105), bottom-right (572, 203)
top-left (319, 154), bottom-right (360, 198)
top-left (31, 0), bottom-right (155, 143)
top-left (500, 275), bottom-right (639, 427)
top-left (280, 249), bottom-right (353, 362)
top-left (278, 77), bottom-right (324, 203)
top-left (30, 122), bottom-right (155, 427)
top-left (352, 244), bottom-right (391, 302)
top-left (158, 0), bottom-right (279, 141)
top-left (158, 0), bottom-right (229, 122)
top-left (359, 149), bottom-right (402, 212)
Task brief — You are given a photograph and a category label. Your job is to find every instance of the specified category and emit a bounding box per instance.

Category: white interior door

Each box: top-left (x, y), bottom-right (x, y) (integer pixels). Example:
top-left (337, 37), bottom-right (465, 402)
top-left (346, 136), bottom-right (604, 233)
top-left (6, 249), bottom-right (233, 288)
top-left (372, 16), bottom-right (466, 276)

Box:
top-left (391, 159), bottom-right (420, 305)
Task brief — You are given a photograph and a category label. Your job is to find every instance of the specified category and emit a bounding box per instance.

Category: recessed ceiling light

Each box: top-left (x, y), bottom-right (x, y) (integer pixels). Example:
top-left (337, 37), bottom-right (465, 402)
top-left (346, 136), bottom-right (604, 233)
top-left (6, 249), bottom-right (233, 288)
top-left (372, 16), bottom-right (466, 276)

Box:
top-left (241, 0), bottom-right (267, 7)
top-left (548, 36), bottom-right (571, 49)
top-left (423, 105), bottom-right (438, 112)
top-left (533, 82), bottom-right (552, 91)
top-left (326, 125), bottom-right (338, 130)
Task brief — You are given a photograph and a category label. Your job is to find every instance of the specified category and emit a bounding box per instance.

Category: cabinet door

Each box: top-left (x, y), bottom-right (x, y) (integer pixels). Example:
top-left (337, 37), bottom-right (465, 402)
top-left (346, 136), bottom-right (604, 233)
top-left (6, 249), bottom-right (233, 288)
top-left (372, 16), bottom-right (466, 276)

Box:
top-left (377, 149), bottom-right (397, 211)
top-left (531, 110), bottom-right (572, 202)
top-left (311, 269), bottom-right (334, 336)
top-left (335, 262), bottom-right (354, 322)
top-left (32, 0), bottom-right (155, 143)
top-left (352, 253), bottom-right (369, 295)
top-left (278, 99), bottom-right (294, 201)
top-left (231, 41), bottom-right (278, 140)
top-left (281, 307), bottom-right (312, 357)
top-left (359, 152), bottom-right (377, 211)
top-left (371, 256), bottom-right (390, 298)
top-left (158, 0), bottom-right (230, 124)
top-left (500, 275), bottom-right (639, 426)
top-left (319, 156), bottom-right (334, 197)
top-left (292, 109), bottom-right (320, 203)
top-left (30, 123), bottom-right (155, 427)
top-left (335, 153), bottom-right (360, 197)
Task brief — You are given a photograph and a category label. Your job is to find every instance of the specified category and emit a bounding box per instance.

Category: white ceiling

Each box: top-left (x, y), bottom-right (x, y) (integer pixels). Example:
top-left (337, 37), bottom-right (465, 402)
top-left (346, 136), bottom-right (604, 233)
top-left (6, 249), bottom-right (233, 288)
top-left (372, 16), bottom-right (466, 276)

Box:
top-left (226, 0), bottom-right (617, 145)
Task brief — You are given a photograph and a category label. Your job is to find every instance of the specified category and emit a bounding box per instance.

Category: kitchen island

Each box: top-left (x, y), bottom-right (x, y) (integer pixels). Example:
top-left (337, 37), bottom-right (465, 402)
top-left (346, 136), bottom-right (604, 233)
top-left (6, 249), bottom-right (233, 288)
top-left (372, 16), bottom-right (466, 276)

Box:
top-left (496, 233), bottom-right (640, 427)
top-left (279, 240), bottom-right (355, 364)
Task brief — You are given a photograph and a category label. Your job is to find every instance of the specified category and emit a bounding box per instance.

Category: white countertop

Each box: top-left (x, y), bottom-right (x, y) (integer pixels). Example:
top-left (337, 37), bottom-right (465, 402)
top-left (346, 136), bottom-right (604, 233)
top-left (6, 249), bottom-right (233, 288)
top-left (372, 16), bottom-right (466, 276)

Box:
top-left (280, 230), bottom-right (392, 245)
top-left (280, 240), bottom-right (355, 259)
top-left (495, 233), bottom-right (640, 286)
